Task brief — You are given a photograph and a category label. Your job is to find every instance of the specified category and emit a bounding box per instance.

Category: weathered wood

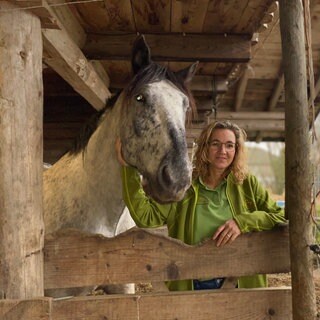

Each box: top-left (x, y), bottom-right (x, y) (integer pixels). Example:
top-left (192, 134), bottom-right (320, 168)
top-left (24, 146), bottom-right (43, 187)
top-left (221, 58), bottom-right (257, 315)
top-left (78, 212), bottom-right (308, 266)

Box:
top-left (171, 0), bottom-right (210, 33)
top-left (51, 288), bottom-right (292, 320)
top-left (267, 73), bottom-right (284, 111)
top-left (0, 288), bottom-right (292, 320)
top-left (0, 1), bottom-right (44, 299)
top-left (39, 1), bottom-right (111, 110)
top-left (279, 1), bottom-right (317, 319)
top-left (83, 33), bottom-right (251, 62)
top-left (44, 226), bottom-right (290, 289)
top-left (13, 0), bottom-right (60, 29)
top-left (189, 119), bottom-right (284, 133)
top-left (216, 111), bottom-right (285, 120)
top-left (234, 65), bottom-right (251, 111)
top-left (131, 0), bottom-right (171, 33)
top-left (0, 298), bottom-right (51, 320)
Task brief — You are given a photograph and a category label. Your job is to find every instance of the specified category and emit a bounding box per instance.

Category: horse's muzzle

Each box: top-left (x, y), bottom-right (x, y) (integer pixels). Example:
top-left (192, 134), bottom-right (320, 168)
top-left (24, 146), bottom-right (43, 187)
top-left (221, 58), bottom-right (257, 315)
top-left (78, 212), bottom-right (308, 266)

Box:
top-left (142, 157), bottom-right (192, 204)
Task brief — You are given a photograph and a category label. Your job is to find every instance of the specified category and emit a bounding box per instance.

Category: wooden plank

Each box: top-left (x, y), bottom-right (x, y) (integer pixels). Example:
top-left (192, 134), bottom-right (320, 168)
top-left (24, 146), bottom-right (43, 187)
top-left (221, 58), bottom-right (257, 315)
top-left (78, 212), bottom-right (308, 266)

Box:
top-left (216, 111), bottom-right (285, 120)
top-left (189, 119), bottom-right (284, 132)
top-left (192, 111), bottom-right (285, 122)
top-left (39, 1), bottom-right (111, 110)
top-left (192, 75), bottom-right (228, 93)
top-left (67, 0), bottom-right (135, 34)
top-left (171, 0), bottom-right (210, 33)
top-left (309, 73), bottom-right (320, 108)
top-left (0, 298), bottom-right (51, 320)
top-left (268, 73), bottom-right (284, 111)
top-left (13, 0), bottom-right (60, 29)
top-left (203, 0), bottom-right (275, 33)
top-left (44, 226), bottom-right (290, 289)
top-left (43, 28), bottom-right (111, 110)
top-left (0, 1), bottom-right (44, 299)
top-left (50, 2), bottom-right (87, 47)
top-left (234, 65), bottom-right (251, 111)
top-left (51, 288), bottom-right (292, 320)
top-left (83, 33), bottom-right (251, 62)
top-left (131, 0), bottom-right (171, 33)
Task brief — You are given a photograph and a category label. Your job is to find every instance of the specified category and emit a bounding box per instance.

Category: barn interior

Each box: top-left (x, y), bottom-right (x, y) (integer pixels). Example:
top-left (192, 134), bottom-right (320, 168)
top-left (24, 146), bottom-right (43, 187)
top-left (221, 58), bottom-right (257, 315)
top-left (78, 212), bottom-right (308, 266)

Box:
top-left (12, 0), bottom-right (320, 164)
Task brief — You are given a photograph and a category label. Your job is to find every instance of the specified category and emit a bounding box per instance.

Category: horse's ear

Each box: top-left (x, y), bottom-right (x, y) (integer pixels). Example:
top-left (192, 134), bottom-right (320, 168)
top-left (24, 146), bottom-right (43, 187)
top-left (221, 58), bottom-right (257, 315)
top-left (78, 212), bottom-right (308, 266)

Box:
top-left (131, 35), bottom-right (151, 74)
top-left (176, 61), bottom-right (199, 84)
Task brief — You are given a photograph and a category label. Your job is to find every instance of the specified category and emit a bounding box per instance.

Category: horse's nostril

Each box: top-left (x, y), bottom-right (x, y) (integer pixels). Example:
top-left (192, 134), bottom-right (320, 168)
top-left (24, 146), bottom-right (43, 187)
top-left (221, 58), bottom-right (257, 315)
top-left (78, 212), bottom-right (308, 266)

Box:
top-left (161, 165), bottom-right (173, 187)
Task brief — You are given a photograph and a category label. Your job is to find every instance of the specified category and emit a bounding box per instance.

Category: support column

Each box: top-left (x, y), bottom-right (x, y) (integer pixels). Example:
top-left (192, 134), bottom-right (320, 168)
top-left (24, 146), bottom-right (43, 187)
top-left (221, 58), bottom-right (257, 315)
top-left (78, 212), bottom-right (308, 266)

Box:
top-left (0, 1), bottom-right (44, 298)
top-left (279, 1), bottom-right (317, 319)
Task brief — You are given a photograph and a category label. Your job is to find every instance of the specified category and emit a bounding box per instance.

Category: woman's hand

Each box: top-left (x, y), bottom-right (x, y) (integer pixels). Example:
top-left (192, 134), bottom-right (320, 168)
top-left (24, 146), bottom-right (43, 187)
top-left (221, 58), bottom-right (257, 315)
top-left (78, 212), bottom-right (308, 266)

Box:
top-left (212, 219), bottom-right (241, 247)
top-left (115, 137), bottom-right (128, 166)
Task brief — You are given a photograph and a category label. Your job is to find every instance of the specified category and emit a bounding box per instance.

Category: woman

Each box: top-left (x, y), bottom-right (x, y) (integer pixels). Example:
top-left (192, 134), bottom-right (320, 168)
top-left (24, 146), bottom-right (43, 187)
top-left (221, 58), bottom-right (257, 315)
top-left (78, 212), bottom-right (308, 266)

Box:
top-left (118, 120), bottom-right (286, 290)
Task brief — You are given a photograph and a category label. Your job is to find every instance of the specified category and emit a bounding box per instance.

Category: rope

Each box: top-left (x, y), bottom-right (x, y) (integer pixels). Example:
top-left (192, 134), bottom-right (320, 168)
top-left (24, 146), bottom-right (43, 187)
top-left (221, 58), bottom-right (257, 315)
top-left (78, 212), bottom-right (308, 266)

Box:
top-left (0, 0), bottom-right (103, 13)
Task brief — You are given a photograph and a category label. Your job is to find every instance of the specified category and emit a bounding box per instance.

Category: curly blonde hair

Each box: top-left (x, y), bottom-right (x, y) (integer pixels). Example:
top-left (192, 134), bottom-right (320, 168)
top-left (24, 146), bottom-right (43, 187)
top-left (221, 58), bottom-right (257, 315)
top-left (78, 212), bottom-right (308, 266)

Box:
top-left (192, 120), bottom-right (248, 184)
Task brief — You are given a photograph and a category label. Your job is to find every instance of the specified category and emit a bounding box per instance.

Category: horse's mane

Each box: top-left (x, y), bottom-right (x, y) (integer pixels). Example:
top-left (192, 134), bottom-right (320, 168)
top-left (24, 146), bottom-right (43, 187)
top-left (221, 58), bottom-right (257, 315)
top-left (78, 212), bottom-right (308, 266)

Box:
top-left (69, 62), bottom-right (196, 156)
top-left (68, 94), bottom-right (119, 155)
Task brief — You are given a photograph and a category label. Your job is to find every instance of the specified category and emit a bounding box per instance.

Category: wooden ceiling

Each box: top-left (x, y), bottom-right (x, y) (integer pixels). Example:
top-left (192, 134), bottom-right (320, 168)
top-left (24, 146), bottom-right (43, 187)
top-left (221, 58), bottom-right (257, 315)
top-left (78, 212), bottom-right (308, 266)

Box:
top-left (12, 0), bottom-right (320, 164)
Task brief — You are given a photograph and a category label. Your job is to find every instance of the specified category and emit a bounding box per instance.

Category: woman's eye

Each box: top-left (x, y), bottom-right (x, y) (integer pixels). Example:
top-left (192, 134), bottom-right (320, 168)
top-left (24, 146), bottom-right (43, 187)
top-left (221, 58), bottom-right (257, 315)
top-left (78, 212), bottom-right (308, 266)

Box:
top-left (136, 94), bottom-right (145, 102)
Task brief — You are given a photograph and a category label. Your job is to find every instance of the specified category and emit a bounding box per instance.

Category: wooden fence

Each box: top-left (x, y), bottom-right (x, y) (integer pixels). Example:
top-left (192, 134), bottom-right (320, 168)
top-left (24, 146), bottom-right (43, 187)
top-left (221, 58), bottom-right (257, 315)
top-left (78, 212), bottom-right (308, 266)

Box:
top-left (0, 226), bottom-right (292, 320)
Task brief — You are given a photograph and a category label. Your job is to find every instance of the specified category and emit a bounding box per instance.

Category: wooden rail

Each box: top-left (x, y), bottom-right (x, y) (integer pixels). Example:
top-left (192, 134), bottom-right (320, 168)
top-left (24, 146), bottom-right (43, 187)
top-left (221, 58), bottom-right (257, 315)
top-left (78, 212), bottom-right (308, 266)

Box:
top-left (1, 226), bottom-right (292, 320)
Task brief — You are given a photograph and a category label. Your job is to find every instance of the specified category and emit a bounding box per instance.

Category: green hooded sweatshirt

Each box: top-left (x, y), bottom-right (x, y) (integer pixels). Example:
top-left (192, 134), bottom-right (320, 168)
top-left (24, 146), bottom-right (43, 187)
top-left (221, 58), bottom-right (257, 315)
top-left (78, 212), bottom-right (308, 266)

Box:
top-left (122, 166), bottom-right (286, 290)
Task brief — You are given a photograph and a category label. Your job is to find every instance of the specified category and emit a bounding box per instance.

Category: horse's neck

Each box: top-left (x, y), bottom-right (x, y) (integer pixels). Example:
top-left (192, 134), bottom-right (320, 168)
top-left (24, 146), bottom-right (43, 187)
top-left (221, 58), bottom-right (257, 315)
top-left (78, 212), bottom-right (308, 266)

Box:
top-left (84, 104), bottom-right (122, 189)
top-left (81, 100), bottom-right (125, 231)
top-left (44, 98), bottom-right (127, 237)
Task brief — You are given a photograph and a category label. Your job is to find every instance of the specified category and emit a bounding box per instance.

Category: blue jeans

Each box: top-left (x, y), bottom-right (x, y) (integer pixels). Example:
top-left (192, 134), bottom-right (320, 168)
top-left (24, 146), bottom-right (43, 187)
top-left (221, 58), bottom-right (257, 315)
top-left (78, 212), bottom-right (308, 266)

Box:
top-left (193, 278), bottom-right (225, 290)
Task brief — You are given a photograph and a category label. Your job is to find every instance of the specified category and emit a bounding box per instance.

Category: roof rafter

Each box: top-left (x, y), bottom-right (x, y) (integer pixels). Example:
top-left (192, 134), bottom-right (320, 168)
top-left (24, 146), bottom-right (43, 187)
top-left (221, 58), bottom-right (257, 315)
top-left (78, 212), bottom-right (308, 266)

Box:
top-left (14, 0), bottom-right (111, 110)
top-left (83, 33), bottom-right (252, 63)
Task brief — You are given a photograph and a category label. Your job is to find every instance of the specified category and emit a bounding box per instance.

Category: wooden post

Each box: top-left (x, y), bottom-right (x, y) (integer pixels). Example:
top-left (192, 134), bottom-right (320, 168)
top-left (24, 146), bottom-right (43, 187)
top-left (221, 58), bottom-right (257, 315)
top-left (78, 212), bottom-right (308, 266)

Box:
top-left (279, 1), bottom-right (317, 319)
top-left (0, 2), bottom-right (44, 298)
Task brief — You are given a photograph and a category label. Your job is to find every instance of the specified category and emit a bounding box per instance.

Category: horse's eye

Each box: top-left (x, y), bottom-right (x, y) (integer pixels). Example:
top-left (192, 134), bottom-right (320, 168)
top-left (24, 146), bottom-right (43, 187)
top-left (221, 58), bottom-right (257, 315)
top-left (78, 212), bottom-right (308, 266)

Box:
top-left (136, 94), bottom-right (145, 102)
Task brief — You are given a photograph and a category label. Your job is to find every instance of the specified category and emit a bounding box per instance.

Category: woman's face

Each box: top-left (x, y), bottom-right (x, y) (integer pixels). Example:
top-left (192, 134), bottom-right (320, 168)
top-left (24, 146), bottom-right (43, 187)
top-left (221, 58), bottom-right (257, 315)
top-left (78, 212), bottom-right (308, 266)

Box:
top-left (207, 128), bottom-right (237, 172)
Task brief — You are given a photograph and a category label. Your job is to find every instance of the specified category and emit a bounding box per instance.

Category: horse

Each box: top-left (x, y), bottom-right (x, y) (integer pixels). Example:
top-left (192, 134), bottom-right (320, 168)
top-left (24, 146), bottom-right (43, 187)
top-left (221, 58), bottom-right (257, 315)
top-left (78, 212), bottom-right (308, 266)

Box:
top-left (43, 35), bottom-right (198, 297)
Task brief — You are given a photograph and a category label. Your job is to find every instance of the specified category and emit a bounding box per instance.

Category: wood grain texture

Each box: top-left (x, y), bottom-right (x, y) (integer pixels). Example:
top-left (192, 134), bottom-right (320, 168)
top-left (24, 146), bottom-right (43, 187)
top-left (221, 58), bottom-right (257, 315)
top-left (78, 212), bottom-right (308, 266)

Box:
top-left (0, 298), bottom-right (51, 320)
top-left (44, 226), bottom-right (290, 289)
top-left (0, 1), bottom-right (44, 299)
top-left (84, 33), bottom-right (251, 62)
top-left (51, 288), bottom-right (292, 320)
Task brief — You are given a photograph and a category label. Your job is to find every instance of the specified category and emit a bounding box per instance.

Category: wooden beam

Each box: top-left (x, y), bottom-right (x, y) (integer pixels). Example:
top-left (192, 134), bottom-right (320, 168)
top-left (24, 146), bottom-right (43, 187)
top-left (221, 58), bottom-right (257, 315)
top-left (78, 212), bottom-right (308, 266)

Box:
top-left (43, 31), bottom-right (111, 110)
top-left (14, 0), bottom-right (87, 46)
top-left (40, 1), bottom-right (111, 110)
top-left (308, 73), bottom-right (320, 108)
top-left (279, 1), bottom-right (316, 319)
top-left (189, 119), bottom-right (284, 133)
top-left (53, 289), bottom-right (292, 319)
top-left (44, 227), bottom-right (289, 289)
top-left (0, 289), bottom-right (292, 320)
top-left (193, 110), bottom-right (285, 120)
top-left (234, 65), bottom-right (250, 111)
top-left (0, 1), bottom-right (44, 299)
top-left (13, 0), bottom-right (60, 29)
top-left (49, 1), bottom-right (86, 48)
top-left (0, 298), bottom-right (51, 320)
top-left (190, 75), bottom-right (228, 93)
top-left (83, 33), bottom-right (252, 62)
top-left (268, 73), bottom-right (284, 111)
top-left (16, 0), bottom-right (111, 110)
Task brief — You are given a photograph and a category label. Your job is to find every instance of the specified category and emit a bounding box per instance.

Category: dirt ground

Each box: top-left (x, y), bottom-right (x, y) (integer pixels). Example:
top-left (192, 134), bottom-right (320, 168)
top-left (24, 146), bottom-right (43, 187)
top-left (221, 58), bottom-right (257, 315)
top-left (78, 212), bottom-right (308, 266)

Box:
top-left (268, 268), bottom-right (320, 315)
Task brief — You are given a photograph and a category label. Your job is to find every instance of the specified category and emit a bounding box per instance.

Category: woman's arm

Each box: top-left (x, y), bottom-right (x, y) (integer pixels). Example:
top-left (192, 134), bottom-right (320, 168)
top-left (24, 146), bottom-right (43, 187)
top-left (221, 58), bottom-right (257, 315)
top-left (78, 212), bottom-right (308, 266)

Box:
top-left (122, 166), bottom-right (173, 228)
top-left (232, 174), bottom-right (287, 233)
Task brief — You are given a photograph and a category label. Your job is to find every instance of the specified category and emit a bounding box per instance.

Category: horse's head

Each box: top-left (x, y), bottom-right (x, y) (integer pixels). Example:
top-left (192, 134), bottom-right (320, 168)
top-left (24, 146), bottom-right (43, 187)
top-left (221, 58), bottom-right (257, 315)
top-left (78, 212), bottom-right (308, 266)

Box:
top-left (119, 35), bottom-right (198, 203)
